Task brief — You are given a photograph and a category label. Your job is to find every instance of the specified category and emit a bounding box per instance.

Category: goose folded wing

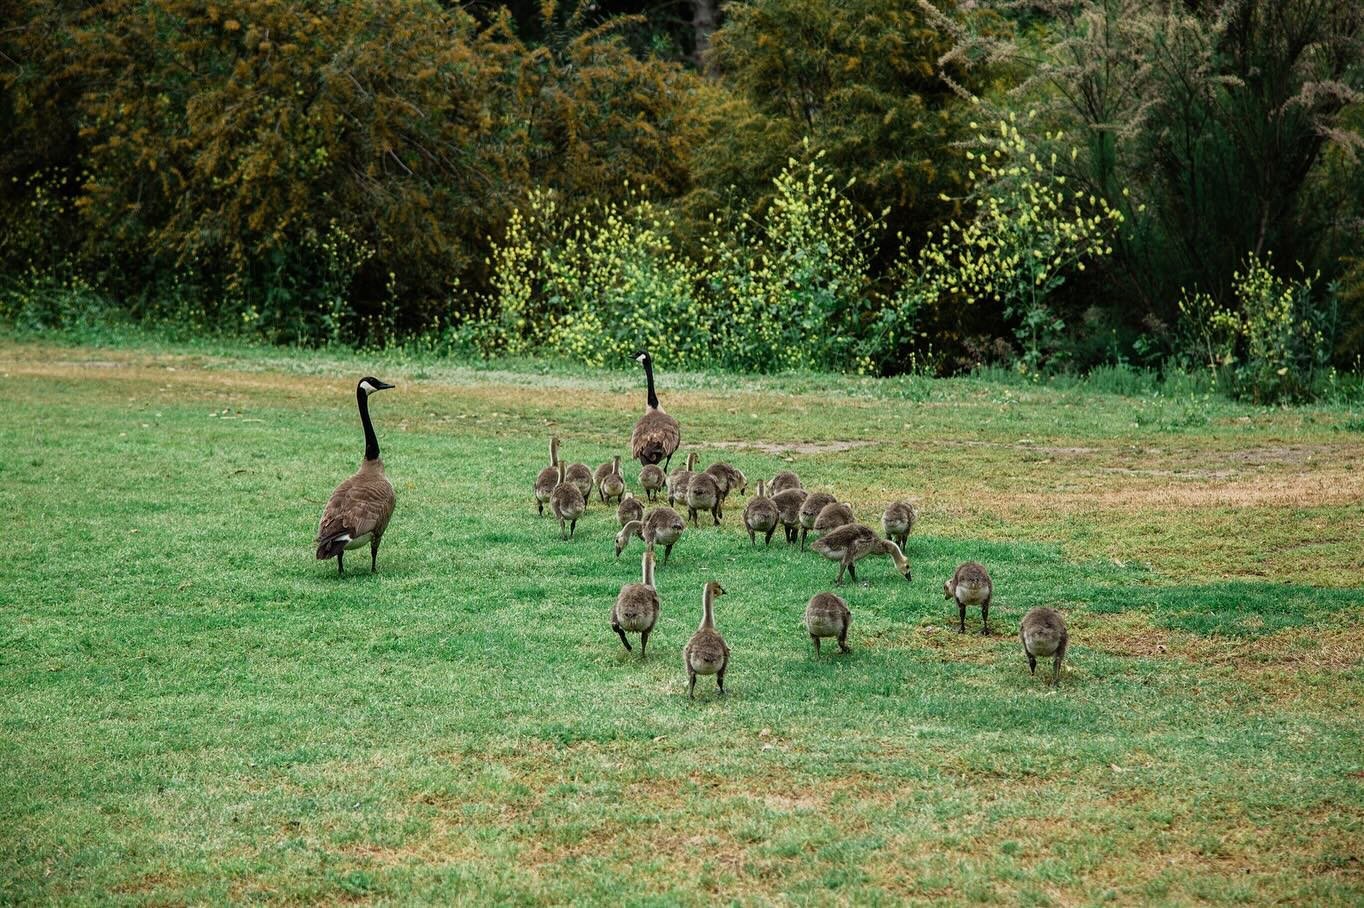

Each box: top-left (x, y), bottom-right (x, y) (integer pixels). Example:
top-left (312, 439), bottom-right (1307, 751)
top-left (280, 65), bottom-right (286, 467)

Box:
top-left (316, 478), bottom-right (394, 558)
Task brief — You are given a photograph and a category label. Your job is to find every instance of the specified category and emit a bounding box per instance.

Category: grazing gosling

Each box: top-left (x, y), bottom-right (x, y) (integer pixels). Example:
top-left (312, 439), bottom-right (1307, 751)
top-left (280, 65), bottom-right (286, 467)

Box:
top-left (615, 507), bottom-right (686, 563)
top-left (684, 581), bottom-right (730, 699)
top-left (564, 454), bottom-right (594, 505)
top-left (598, 455), bottom-right (626, 504)
top-left (804, 592), bottom-right (851, 654)
top-left (812, 501), bottom-right (855, 541)
top-left (667, 451), bottom-right (700, 506)
top-left (550, 461), bottom-right (586, 540)
top-left (685, 470), bottom-right (722, 526)
top-left (534, 435), bottom-right (561, 516)
top-left (881, 500), bottom-right (917, 550)
top-left (704, 462), bottom-right (747, 510)
top-left (617, 491), bottom-right (644, 527)
top-left (797, 491), bottom-right (837, 549)
top-left (810, 524), bottom-right (911, 584)
top-left (742, 479), bottom-right (780, 546)
top-left (639, 464), bottom-right (665, 502)
top-left (612, 546), bottom-right (661, 657)
top-left (770, 470), bottom-right (803, 495)
top-left (945, 561), bottom-right (993, 635)
top-left (771, 487), bottom-right (809, 544)
top-left (1020, 607), bottom-right (1068, 685)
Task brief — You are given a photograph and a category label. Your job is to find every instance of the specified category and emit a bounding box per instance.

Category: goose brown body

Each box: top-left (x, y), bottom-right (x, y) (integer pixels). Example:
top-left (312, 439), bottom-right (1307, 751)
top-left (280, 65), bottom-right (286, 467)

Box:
top-left (742, 479), bottom-right (780, 546)
top-left (797, 492), bottom-right (837, 548)
top-left (881, 500), bottom-right (917, 549)
top-left (810, 523), bottom-right (911, 584)
top-left (1020, 606), bottom-right (1068, 684)
top-left (612, 548), bottom-right (660, 656)
top-left (534, 436), bottom-right (560, 516)
top-left (945, 561), bottom-right (993, 635)
top-left (804, 592), bottom-right (851, 654)
top-left (315, 377), bottom-right (396, 576)
top-left (550, 461), bottom-right (586, 540)
top-left (684, 581), bottom-right (730, 698)
top-left (639, 464), bottom-right (665, 501)
top-left (771, 487), bottom-right (808, 544)
top-left (631, 351), bottom-right (681, 468)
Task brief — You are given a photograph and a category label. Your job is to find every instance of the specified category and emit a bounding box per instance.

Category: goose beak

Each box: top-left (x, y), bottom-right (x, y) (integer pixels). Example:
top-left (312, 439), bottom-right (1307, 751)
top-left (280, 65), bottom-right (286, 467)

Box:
top-left (373, 379), bottom-right (395, 391)
top-left (904, 570), bottom-right (913, 582)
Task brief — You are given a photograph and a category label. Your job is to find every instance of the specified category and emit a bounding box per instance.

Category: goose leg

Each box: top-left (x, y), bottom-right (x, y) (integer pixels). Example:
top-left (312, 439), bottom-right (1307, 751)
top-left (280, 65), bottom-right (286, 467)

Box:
top-left (664, 452), bottom-right (673, 471)
top-left (838, 628), bottom-right (850, 653)
top-left (537, 501), bottom-right (544, 515)
top-left (716, 669), bottom-right (726, 695)
top-left (811, 635), bottom-right (821, 655)
top-left (711, 505), bottom-right (720, 526)
top-left (764, 527), bottom-right (775, 546)
top-left (640, 628), bottom-right (650, 658)
top-left (664, 544), bottom-right (673, 565)
top-left (560, 518), bottom-right (568, 540)
top-left (570, 519), bottom-right (578, 540)
top-left (835, 562), bottom-right (846, 583)
top-left (847, 562), bottom-right (857, 582)
top-left (370, 538), bottom-right (380, 573)
top-left (688, 507), bottom-right (698, 526)
top-left (337, 552), bottom-right (344, 576)
top-left (1052, 655), bottom-right (1061, 685)
top-left (958, 602), bottom-right (966, 634)
top-left (688, 670), bottom-right (696, 699)
top-left (1028, 654), bottom-right (1037, 675)
top-left (748, 529), bottom-right (755, 546)
top-left (981, 595), bottom-right (991, 636)
top-left (800, 528), bottom-right (807, 549)
top-left (613, 623), bottom-right (631, 652)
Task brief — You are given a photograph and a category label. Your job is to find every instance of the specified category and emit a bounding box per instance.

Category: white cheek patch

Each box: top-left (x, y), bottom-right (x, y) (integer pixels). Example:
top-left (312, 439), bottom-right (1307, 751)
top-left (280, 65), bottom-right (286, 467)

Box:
top-left (359, 380), bottom-right (377, 394)
top-left (636, 354), bottom-right (647, 364)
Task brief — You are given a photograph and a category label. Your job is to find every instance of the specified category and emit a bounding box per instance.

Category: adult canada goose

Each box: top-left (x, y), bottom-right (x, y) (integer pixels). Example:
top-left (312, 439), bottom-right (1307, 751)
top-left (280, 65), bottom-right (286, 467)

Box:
top-left (684, 581), bottom-right (730, 699)
top-left (615, 507), bottom-right (686, 563)
top-left (630, 350), bottom-right (681, 470)
top-left (804, 592), bottom-right (851, 654)
top-left (550, 461), bottom-right (586, 540)
top-left (810, 524), bottom-right (911, 584)
top-left (770, 470), bottom-right (803, 495)
top-left (596, 455), bottom-right (626, 504)
top-left (315, 377), bottom-right (397, 575)
top-left (1020, 607), bottom-right (1068, 685)
top-left (704, 462), bottom-right (747, 508)
top-left (666, 451), bottom-right (700, 506)
top-left (742, 479), bottom-right (780, 546)
top-left (533, 436), bottom-right (561, 516)
top-left (612, 546), bottom-right (661, 657)
top-left (945, 562), bottom-right (993, 635)
top-left (797, 492), bottom-right (837, 549)
top-left (685, 470), bottom-right (722, 527)
top-left (564, 455), bottom-right (594, 504)
top-left (639, 464), bottom-right (665, 502)
top-left (771, 487), bottom-right (808, 544)
top-left (617, 491), bottom-right (644, 527)
top-left (881, 500), bottom-right (917, 549)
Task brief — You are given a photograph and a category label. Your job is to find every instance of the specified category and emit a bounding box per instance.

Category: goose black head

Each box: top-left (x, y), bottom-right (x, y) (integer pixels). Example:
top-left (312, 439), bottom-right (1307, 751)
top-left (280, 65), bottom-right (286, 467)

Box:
top-left (358, 377), bottom-right (395, 395)
top-left (633, 350), bottom-right (651, 366)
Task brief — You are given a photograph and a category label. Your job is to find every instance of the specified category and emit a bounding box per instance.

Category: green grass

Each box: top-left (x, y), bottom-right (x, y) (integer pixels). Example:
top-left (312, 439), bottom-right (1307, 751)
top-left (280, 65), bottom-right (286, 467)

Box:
top-left (2, 336), bottom-right (1363, 904)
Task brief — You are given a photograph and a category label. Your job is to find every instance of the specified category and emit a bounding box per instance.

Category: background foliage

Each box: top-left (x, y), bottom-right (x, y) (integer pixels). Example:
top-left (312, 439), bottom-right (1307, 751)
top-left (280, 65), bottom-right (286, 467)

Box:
top-left (2, 0), bottom-right (1362, 395)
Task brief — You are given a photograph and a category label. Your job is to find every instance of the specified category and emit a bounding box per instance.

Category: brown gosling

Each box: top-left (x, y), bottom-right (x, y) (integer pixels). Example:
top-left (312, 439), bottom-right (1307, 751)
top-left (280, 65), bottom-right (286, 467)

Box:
top-left (684, 581), bottom-right (730, 699)
top-left (797, 491), bottom-right (837, 549)
top-left (615, 507), bottom-right (686, 564)
top-left (685, 470), bottom-right (722, 527)
top-left (550, 460), bottom-right (586, 540)
top-left (593, 455), bottom-right (617, 503)
top-left (617, 491), bottom-right (644, 527)
top-left (630, 350), bottom-right (682, 470)
top-left (771, 487), bottom-right (809, 544)
top-left (742, 479), bottom-right (780, 546)
top-left (598, 455), bottom-right (626, 504)
top-left (1020, 606), bottom-right (1068, 685)
top-left (534, 435), bottom-right (561, 516)
top-left (810, 524), bottom-right (911, 584)
top-left (315, 377), bottom-right (396, 576)
top-left (564, 456), bottom-right (593, 504)
top-left (803, 592), bottom-right (851, 655)
top-left (639, 464), bottom-right (666, 501)
top-left (612, 545), bottom-right (660, 657)
top-left (811, 501), bottom-right (855, 548)
top-left (770, 470), bottom-right (803, 495)
top-left (666, 450), bottom-right (700, 506)
top-left (704, 462), bottom-right (747, 512)
top-left (945, 561), bottom-right (993, 635)
top-left (881, 500), bottom-right (917, 549)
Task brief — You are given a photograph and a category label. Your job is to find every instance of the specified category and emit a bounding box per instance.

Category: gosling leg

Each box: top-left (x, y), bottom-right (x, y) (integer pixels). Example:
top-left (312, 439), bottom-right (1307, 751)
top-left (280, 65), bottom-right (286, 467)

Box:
top-left (811, 635), bottom-right (821, 655)
top-left (847, 562), bottom-right (857, 582)
top-left (958, 602), bottom-right (966, 634)
top-left (688, 670), bottom-right (696, 699)
top-left (613, 624), bottom-right (631, 652)
top-left (1028, 654), bottom-right (1037, 675)
top-left (716, 669), bottom-right (726, 696)
top-left (981, 595), bottom-right (991, 636)
top-left (640, 628), bottom-right (650, 659)
top-left (837, 628), bottom-right (850, 654)
top-left (764, 527), bottom-right (775, 546)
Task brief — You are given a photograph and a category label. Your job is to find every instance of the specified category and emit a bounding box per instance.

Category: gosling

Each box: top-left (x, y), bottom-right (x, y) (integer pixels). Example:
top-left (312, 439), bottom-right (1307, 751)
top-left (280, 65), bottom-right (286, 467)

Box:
top-left (803, 592), bottom-right (851, 655)
top-left (684, 581), bottom-right (730, 699)
top-left (771, 487), bottom-right (808, 544)
top-left (667, 451), bottom-right (700, 506)
top-left (881, 500), bottom-right (917, 549)
top-left (533, 435), bottom-right (561, 517)
top-left (704, 462), bottom-right (747, 512)
top-left (769, 470), bottom-right (803, 495)
top-left (550, 460), bottom-right (586, 540)
top-left (742, 479), bottom-right (780, 546)
top-left (797, 492), bottom-right (837, 549)
top-left (1020, 607), bottom-right (1068, 685)
top-left (612, 546), bottom-right (661, 657)
top-left (639, 464), bottom-right (665, 502)
top-left (945, 561), bottom-right (993, 635)
top-left (598, 455), bottom-right (626, 505)
top-left (615, 507), bottom-right (686, 564)
top-left (685, 470), bottom-right (722, 526)
top-left (617, 491), bottom-right (644, 527)
top-left (810, 524), bottom-right (911, 584)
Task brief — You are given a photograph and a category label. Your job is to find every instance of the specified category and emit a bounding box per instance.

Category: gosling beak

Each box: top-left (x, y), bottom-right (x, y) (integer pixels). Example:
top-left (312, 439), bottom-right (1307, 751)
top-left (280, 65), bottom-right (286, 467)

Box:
top-left (904, 571), bottom-right (913, 582)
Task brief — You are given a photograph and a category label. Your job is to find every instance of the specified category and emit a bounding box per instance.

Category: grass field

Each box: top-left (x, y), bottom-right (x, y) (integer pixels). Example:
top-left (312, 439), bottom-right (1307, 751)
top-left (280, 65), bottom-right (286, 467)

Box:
top-left (2, 335), bottom-right (1362, 904)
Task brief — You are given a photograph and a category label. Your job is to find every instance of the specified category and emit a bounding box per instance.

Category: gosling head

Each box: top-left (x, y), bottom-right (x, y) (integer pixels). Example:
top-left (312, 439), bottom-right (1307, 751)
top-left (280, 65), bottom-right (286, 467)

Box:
top-left (879, 539), bottom-right (912, 582)
top-left (615, 520), bottom-right (643, 558)
top-left (943, 578), bottom-right (956, 600)
top-left (705, 580), bottom-right (727, 599)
